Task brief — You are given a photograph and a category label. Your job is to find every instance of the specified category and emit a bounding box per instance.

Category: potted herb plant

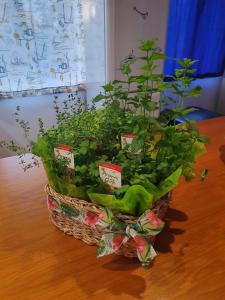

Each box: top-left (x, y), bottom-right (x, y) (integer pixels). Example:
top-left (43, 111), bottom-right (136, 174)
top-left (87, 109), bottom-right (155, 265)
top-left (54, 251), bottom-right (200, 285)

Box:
top-left (0, 38), bottom-right (208, 267)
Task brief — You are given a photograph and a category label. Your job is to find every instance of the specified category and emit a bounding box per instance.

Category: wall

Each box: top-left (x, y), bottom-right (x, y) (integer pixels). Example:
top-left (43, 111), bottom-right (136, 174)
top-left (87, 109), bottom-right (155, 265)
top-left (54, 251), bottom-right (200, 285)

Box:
top-left (114, 0), bottom-right (169, 79)
top-left (184, 77), bottom-right (224, 113)
top-left (83, 0), bottom-right (106, 102)
top-left (109, 0), bottom-right (169, 117)
top-left (111, 0), bottom-right (224, 116)
top-left (215, 76), bottom-right (225, 114)
top-left (105, 0), bottom-right (116, 81)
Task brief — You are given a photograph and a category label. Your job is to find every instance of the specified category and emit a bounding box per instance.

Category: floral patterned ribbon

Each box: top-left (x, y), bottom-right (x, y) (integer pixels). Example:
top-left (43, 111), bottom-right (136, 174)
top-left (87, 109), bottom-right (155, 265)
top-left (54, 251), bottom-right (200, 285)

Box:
top-left (47, 195), bottom-right (164, 267)
top-left (94, 207), bottom-right (164, 267)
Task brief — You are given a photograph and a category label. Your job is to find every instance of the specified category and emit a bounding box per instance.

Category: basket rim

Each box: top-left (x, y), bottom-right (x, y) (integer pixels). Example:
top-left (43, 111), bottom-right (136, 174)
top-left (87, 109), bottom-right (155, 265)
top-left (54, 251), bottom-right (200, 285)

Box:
top-left (45, 183), bottom-right (170, 223)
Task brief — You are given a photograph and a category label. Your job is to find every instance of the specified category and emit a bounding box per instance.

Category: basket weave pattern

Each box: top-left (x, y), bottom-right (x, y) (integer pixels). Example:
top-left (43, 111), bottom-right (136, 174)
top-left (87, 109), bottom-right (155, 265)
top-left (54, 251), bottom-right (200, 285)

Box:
top-left (45, 184), bottom-right (170, 258)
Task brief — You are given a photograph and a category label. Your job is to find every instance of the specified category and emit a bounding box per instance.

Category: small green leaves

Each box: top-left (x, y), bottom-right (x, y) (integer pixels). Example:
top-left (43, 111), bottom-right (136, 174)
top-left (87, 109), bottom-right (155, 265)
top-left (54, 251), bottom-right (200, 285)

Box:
top-left (103, 83), bottom-right (113, 92)
top-left (138, 38), bottom-right (157, 51)
top-left (129, 75), bottom-right (147, 83)
top-left (80, 165), bottom-right (88, 174)
top-left (175, 58), bottom-right (198, 68)
top-left (120, 63), bottom-right (132, 75)
top-left (181, 107), bottom-right (198, 116)
top-left (90, 141), bottom-right (97, 150)
top-left (188, 85), bottom-right (202, 97)
top-left (79, 140), bottom-right (90, 155)
top-left (150, 52), bottom-right (166, 60)
top-left (93, 93), bottom-right (106, 102)
top-left (38, 118), bottom-right (45, 137)
top-left (141, 100), bottom-right (157, 113)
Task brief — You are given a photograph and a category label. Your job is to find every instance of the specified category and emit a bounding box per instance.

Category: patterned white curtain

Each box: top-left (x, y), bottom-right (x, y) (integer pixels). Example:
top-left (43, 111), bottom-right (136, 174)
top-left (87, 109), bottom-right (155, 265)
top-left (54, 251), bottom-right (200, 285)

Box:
top-left (0, 0), bottom-right (86, 93)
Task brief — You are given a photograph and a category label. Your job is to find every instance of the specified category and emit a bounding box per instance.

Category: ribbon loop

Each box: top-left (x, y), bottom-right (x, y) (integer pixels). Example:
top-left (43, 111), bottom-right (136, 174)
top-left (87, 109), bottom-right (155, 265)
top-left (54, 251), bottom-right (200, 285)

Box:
top-left (96, 207), bottom-right (164, 267)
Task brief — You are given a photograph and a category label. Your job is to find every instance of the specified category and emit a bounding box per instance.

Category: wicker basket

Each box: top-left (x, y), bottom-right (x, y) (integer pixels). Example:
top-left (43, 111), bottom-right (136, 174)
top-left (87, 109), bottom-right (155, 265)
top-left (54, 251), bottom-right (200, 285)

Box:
top-left (45, 184), bottom-right (170, 258)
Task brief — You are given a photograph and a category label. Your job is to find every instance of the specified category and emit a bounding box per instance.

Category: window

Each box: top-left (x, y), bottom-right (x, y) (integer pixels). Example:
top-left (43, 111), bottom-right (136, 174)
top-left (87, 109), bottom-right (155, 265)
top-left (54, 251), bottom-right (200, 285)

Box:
top-left (0, 0), bottom-right (106, 98)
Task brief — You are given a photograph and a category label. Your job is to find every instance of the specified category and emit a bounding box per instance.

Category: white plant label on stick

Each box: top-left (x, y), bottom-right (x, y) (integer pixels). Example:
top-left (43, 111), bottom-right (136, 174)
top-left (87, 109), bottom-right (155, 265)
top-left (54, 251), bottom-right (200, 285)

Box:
top-left (99, 162), bottom-right (122, 189)
top-left (121, 134), bottom-right (137, 149)
top-left (54, 144), bottom-right (75, 169)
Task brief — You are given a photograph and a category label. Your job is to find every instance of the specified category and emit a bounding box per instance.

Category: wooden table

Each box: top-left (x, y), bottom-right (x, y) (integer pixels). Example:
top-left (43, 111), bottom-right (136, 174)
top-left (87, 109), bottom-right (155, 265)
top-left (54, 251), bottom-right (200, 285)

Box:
top-left (1, 117), bottom-right (225, 300)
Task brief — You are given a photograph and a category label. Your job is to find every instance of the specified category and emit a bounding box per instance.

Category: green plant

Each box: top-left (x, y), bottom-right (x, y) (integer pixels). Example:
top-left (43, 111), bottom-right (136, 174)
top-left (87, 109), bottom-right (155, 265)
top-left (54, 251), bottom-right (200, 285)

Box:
top-left (0, 38), bottom-right (209, 216)
top-left (93, 39), bottom-right (208, 187)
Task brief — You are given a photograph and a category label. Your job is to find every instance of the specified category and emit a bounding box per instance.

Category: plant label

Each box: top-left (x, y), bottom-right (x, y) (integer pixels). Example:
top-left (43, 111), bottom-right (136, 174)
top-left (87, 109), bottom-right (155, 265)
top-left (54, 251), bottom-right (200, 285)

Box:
top-left (121, 134), bottom-right (137, 150)
top-left (99, 162), bottom-right (122, 188)
top-left (54, 144), bottom-right (75, 169)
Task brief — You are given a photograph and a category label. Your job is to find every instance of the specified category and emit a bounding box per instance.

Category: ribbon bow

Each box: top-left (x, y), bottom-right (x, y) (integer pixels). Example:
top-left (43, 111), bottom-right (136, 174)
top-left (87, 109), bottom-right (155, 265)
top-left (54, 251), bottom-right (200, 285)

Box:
top-left (95, 207), bottom-right (164, 267)
top-left (47, 195), bottom-right (164, 267)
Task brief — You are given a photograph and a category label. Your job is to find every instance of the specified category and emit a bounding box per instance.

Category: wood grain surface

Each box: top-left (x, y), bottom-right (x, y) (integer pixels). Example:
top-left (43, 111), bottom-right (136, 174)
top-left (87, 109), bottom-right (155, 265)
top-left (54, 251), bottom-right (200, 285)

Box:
top-left (0, 117), bottom-right (225, 300)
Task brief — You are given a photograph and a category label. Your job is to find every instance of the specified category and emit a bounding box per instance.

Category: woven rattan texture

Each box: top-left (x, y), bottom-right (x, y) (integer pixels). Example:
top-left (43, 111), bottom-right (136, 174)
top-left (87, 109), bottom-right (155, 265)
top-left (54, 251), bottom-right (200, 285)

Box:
top-left (45, 184), bottom-right (169, 257)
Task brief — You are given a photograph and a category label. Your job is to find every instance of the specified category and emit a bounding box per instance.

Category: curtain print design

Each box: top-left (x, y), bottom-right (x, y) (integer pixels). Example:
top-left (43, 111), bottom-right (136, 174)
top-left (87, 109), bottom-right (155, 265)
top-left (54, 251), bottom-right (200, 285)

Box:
top-left (0, 0), bottom-right (85, 94)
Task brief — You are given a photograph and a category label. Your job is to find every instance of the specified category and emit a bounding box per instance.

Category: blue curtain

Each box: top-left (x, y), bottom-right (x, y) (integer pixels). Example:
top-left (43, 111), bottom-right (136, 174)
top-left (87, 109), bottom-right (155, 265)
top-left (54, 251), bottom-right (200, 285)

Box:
top-left (164, 0), bottom-right (225, 77)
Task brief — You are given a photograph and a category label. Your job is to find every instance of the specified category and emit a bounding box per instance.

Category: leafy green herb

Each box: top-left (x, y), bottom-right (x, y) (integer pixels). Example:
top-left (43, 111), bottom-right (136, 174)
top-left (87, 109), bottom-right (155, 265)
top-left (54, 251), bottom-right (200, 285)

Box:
top-left (0, 38), bottom-right (209, 215)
